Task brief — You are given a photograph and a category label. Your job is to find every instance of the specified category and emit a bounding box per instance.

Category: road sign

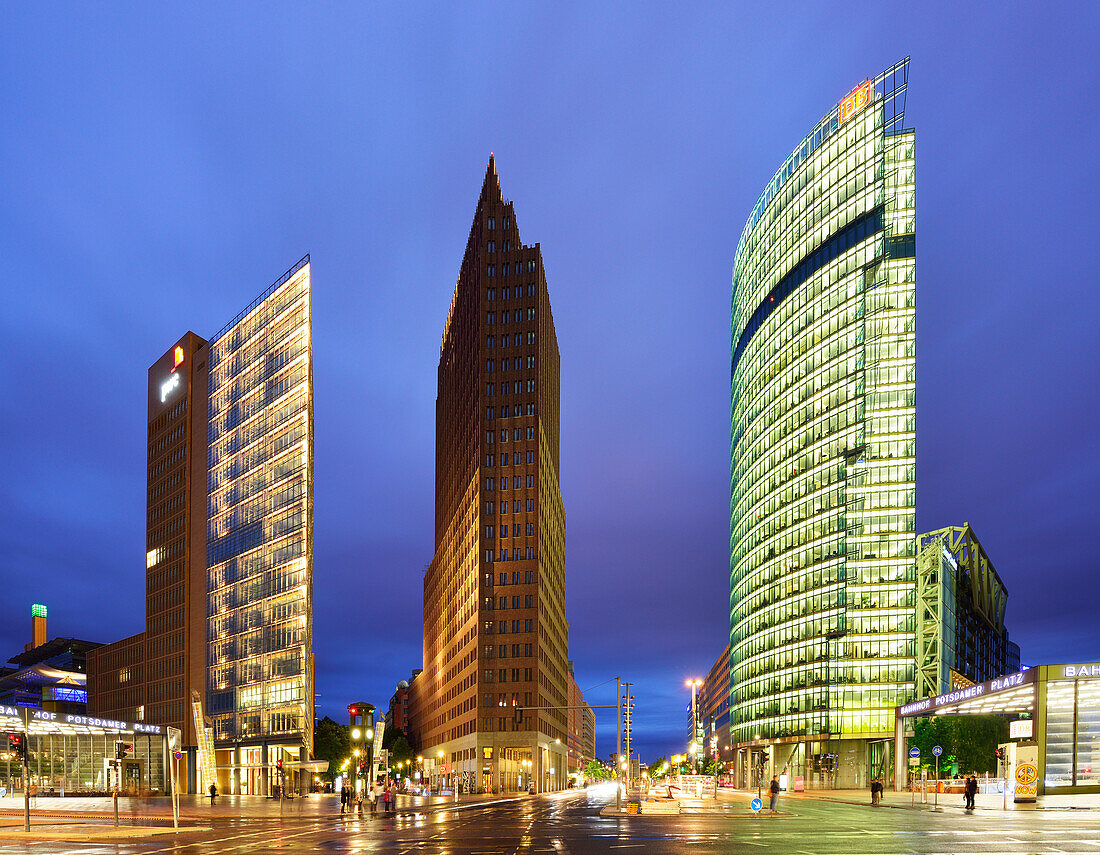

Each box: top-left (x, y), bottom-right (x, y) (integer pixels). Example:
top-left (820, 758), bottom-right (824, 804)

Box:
top-left (932, 745), bottom-right (943, 757)
top-left (750, 797), bottom-right (762, 812)
top-left (173, 751), bottom-right (183, 760)
top-left (909, 747), bottom-right (920, 758)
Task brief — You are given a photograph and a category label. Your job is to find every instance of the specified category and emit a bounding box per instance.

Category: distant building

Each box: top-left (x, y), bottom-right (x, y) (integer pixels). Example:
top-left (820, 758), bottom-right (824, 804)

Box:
top-left (0, 604), bottom-right (101, 715)
top-left (89, 257), bottom-right (314, 796)
top-left (691, 644), bottom-right (732, 764)
top-left (408, 157), bottom-right (575, 794)
top-left (386, 673), bottom-right (417, 738)
top-left (566, 663), bottom-right (595, 778)
top-left (915, 523), bottom-right (1021, 697)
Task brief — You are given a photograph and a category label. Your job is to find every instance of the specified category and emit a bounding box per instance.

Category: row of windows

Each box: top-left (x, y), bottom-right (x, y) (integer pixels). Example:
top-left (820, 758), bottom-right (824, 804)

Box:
top-left (486, 261), bottom-right (537, 277)
top-left (485, 381), bottom-right (537, 395)
top-left (486, 309), bottom-right (536, 324)
top-left (484, 476), bottom-right (536, 490)
top-left (485, 216), bottom-right (510, 230)
top-left (484, 524), bottom-right (535, 538)
top-left (487, 333), bottom-right (535, 348)
top-left (484, 595), bottom-right (535, 609)
top-left (483, 548), bottom-right (536, 562)
top-left (488, 571), bottom-right (535, 586)
top-left (483, 619), bottom-right (535, 634)
top-left (486, 285), bottom-right (535, 300)
top-left (485, 356), bottom-right (536, 372)
top-left (486, 404), bottom-right (535, 420)
top-left (485, 452), bottom-right (536, 466)
top-left (486, 428), bottom-right (535, 443)
top-left (482, 667), bottom-right (534, 682)
top-left (484, 500), bottom-right (536, 514)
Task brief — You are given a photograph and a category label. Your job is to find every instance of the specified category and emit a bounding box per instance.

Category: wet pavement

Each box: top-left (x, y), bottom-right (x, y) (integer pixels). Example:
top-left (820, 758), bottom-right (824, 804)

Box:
top-left (0, 783), bottom-right (1099, 853)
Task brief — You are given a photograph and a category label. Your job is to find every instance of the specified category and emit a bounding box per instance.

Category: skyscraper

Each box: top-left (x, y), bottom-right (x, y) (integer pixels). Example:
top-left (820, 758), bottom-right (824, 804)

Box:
top-left (729, 59), bottom-right (916, 787)
top-left (409, 157), bottom-right (572, 794)
top-left (89, 256), bottom-right (314, 795)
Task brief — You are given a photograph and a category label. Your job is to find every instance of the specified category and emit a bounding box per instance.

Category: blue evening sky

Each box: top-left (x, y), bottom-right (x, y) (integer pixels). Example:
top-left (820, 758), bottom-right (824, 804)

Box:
top-left (1, 2), bottom-right (1098, 759)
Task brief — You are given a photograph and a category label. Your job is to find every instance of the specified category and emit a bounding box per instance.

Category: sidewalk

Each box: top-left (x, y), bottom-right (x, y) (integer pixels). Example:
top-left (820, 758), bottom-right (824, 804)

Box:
top-left (739, 787), bottom-right (1100, 812)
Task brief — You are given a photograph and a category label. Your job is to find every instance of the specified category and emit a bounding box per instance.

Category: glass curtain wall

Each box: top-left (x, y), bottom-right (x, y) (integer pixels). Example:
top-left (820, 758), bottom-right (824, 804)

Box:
top-left (206, 258), bottom-right (314, 757)
top-left (730, 59), bottom-right (916, 745)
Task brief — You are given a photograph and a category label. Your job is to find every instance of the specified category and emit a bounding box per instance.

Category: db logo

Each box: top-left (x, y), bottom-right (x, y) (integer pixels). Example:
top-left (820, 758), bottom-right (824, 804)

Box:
top-left (839, 80), bottom-right (872, 124)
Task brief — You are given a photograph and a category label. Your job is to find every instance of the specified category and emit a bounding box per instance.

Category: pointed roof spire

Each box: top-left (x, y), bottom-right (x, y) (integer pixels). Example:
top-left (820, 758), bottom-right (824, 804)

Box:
top-left (480, 152), bottom-right (502, 203)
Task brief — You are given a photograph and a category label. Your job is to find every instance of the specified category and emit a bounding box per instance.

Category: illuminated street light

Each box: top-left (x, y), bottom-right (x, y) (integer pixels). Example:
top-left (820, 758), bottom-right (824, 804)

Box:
top-left (351, 728), bottom-right (361, 740)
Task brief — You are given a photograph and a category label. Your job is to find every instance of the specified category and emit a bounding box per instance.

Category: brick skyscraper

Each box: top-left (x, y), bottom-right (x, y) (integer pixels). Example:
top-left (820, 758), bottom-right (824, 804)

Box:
top-left (410, 157), bottom-right (571, 793)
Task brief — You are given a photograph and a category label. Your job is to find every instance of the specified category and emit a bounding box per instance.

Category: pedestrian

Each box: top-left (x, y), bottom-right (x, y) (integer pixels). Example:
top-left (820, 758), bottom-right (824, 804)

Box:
top-left (871, 777), bottom-right (882, 806)
top-left (209, 782), bottom-right (217, 806)
top-left (369, 784), bottom-right (378, 813)
top-left (340, 784), bottom-right (348, 814)
top-left (383, 784), bottom-right (393, 813)
top-left (965, 774), bottom-right (978, 810)
top-left (769, 775), bottom-right (780, 813)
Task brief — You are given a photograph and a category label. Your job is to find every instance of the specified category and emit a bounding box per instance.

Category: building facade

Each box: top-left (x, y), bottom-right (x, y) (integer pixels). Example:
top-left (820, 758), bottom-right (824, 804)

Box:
top-left (409, 157), bottom-right (572, 794)
top-left (89, 257), bottom-right (314, 795)
top-left (205, 258), bottom-right (315, 793)
top-left (915, 523), bottom-right (1021, 698)
top-left (692, 644), bottom-right (733, 765)
top-left (729, 59), bottom-right (916, 788)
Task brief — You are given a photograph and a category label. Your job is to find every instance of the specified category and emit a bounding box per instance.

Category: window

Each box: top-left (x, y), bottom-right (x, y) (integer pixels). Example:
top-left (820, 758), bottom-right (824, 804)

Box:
top-left (499, 621), bottom-right (507, 633)
top-left (527, 308), bottom-right (536, 320)
top-left (485, 525), bottom-right (495, 538)
top-left (502, 334), bottom-right (510, 347)
top-left (487, 336), bottom-right (495, 348)
top-left (498, 669), bottom-right (507, 682)
top-left (503, 217), bottom-right (510, 229)
top-left (524, 620), bottom-right (533, 632)
top-left (487, 288), bottom-right (496, 301)
top-left (485, 432), bottom-right (494, 444)
top-left (511, 572), bottom-right (519, 584)
top-left (488, 217), bottom-right (496, 230)
top-left (511, 620), bottom-right (520, 633)
top-left (486, 384), bottom-right (494, 396)
top-left (512, 596), bottom-right (520, 608)
top-left (526, 451), bottom-right (534, 464)
top-left (513, 476), bottom-right (522, 488)
top-left (526, 499), bottom-right (534, 512)
top-left (513, 452), bottom-right (521, 465)
top-left (525, 571), bottom-right (533, 583)
top-left (526, 427), bottom-right (534, 440)
top-left (524, 644), bottom-right (533, 656)
top-left (527, 284), bottom-right (536, 296)
top-left (526, 523), bottom-right (534, 536)
top-left (527, 380), bottom-right (536, 392)
top-left (485, 478), bottom-right (494, 490)
top-left (513, 500), bottom-right (521, 512)
top-left (511, 644), bottom-right (520, 657)
top-left (527, 332), bottom-right (536, 344)
top-left (498, 596), bottom-right (506, 609)
top-left (487, 312), bottom-right (495, 324)
top-left (526, 475), bottom-right (535, 488)
top-left (514, 428), bottom-right (523, 440)
top-left (525, 547), bottom-right (534, 559)
top-left (504, 240), bottom-right (512, 252)
top-left (500, 429), bottom-right (508, 442)
top-left (499, 572), bottom-right (506, 585)
top-left (502, 310), bottom-right (510, 324)
top-left (524, 667), bottom-right (533, 680)
top-left (527, 261), bottom-right (535, 272)
top-left (486, 407), bottom-right (494, 420)
top-left (484, 550), bottom-right (493, 563)
top-left (487, 241), bottom-right (496, 253)
top-left (487, 265), bottom-right (495, 277)
top-left (502, 286), bottom-right (510, 299)
top-left (486, 359), bottom-right (495, 372)
top-left (525, 595), bottom-right (533, 607)
top-left (527, 356), bottom-right (535, 368)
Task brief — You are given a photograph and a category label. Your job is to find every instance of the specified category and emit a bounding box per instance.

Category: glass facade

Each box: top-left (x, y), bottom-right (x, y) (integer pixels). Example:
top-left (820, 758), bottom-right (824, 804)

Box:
top-left (730, 60), bottom-right (916, 744)
top-left (205, 257), bottom-right (313, 754)
top-left (1045, 678), bottom-right (1100, 789)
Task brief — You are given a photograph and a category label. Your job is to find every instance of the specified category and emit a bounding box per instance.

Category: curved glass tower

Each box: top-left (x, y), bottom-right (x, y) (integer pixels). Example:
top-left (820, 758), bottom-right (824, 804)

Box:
top-left (730, 59), bottom-right (916, 784)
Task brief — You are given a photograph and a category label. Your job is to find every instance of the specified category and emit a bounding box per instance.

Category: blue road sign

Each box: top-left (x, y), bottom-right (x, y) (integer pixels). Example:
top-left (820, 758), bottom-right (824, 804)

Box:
top-left (909, 747), bottom-right (921, 758)
top-left (932, 745), bottom-right (943, 757)
top-left (750, 797), bottom-right (763, 812)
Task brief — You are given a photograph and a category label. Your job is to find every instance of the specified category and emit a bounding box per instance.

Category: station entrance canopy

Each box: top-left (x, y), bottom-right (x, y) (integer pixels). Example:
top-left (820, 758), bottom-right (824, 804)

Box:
top-left (0, 705), bottom-right (173, 796)
top-left (897, 669), bottom-right (1035, 721)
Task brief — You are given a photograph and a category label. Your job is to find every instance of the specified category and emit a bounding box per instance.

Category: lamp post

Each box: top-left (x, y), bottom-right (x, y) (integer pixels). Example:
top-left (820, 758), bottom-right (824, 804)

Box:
top-left (686, 679), bottom-right (702, 774)
top-left (823, 628), bottom-right (847, 788)
top-left (437, 749), bottom-right (445, 794)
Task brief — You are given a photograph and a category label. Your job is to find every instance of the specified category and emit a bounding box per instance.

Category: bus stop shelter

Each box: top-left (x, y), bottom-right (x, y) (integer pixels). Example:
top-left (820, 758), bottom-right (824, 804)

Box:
top-left (893, 663), bottom-right (1100, 796)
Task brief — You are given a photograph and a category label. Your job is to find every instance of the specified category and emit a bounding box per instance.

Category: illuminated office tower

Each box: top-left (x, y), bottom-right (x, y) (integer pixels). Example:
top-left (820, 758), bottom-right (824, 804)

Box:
top-left (409, 157), bottom-right (572, 794)
top-left (729, 60), bottom-right (916, 787)
top-left (206, 257), bottom-right (314, 793)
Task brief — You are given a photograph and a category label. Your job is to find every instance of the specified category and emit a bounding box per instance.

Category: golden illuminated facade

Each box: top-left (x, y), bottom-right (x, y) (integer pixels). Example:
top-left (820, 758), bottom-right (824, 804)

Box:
top-left (410, 157), bottom-right (571, 794)
top-left (206, 257), bottom-right (314, 793)
top-left (730, 60), bottom-right (916, 787)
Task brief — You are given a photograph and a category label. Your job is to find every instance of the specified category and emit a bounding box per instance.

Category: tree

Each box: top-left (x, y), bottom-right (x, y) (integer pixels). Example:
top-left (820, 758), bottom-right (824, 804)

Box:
top-left (650, 756), bottom-right (668, 778)
top-left (584, 760), bottom-right (612, 781)
top-left (313, 716), bottom-right (350, 782)
top-left (910, 715), bottom-right (1008, 775)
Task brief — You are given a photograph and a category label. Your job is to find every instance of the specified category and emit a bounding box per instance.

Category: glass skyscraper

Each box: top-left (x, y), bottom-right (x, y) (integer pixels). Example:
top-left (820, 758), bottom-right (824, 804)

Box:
top-left (729, 60), bottom-right (915, 786)
top-left (206, 257), bottom-right (314, 791)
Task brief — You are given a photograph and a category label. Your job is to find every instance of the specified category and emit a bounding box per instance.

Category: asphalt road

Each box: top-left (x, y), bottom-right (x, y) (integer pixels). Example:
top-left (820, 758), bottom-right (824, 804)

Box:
top-left (2, 785), bottom-right (1099, 854)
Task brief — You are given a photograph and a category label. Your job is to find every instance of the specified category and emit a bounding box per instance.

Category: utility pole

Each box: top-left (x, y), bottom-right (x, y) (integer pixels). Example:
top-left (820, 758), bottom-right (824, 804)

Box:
top-left (616, 677), bottom-right (622, 811)
top-left (623, 682), bottom-right (633, 794)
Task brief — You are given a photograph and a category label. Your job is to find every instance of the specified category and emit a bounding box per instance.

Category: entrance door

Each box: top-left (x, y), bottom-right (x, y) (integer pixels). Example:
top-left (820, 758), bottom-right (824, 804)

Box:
top-left (122, 761), bottom-right (143, 795)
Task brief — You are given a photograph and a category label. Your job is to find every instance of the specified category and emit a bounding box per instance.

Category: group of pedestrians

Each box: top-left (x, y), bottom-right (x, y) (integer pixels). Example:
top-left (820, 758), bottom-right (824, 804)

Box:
top-left (340, 782), bottom-right (395, 815)
top-left (963, 774), bottom-right (978, 809)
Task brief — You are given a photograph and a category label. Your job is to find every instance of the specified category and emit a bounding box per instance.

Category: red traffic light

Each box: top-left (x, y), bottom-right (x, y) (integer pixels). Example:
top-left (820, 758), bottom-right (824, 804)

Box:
top-left (348, 705), bottom-right (358, 715)
top-left (276, 758), bottom-right (283, 769)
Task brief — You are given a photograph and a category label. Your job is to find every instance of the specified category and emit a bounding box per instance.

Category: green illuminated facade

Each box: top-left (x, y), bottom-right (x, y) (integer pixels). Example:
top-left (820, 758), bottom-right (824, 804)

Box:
top-left (730, 59), bottom-right (916, 782)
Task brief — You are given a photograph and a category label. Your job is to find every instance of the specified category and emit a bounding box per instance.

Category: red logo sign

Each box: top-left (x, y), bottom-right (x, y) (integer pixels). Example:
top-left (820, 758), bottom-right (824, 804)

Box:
top-left (839, 80), bottom-right (872, 124)
top-left (173, 346), bottom-right (185, 369)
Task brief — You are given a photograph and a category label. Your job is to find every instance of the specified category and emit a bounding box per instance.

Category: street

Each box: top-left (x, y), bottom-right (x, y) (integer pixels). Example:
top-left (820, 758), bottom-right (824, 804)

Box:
top-left (2, 785), bottom-right (1100, 854)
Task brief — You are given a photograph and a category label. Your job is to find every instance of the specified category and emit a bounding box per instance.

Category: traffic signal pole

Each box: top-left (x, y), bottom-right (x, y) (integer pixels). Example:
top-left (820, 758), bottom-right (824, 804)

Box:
top-left (20, 709), bottom-right (29, 833)
top-left (616, 677), bottom-right (622, 811)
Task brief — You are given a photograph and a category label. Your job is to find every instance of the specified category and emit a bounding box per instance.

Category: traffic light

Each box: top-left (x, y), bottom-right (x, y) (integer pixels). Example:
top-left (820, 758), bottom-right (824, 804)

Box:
top-left (276, 758), bottom-right (283, 771)
top-left (115, 741), bottom-right (134, 760)
top-left (514, 706), bottom-right (524, 723)
top-left (6, 733), bottom-right (23, 760)
top-left (994, 748), bottom-right (1004, 759)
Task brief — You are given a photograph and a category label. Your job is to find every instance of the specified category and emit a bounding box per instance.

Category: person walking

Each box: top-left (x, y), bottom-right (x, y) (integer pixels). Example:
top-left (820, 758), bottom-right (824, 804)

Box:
top-left (383, 784), bottom-right (393, 813)
top-left (340, 784), bottom-right (348, 814)
top-left (768, 775), bottom-right (780, 813)
top-left (369, 783), bottom-right (378, 813)
top-left (871, 778), bottom-right (882, 806)
top-left (209, 782), bottom-right (217, 806)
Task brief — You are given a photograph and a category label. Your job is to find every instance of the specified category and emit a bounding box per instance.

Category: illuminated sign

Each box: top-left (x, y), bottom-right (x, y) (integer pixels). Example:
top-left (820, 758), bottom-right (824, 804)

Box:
top-left (839, 79), bottom-right (872, 124)
top-left (173, 346), bottom-right (185, 369)
top-left (897, 670), bottom-right (1035, 718)
top-left (160, 372), bottom-right (180, 402)
top-left (1010, 719), bottom-right (1033, 739)
top-left (1063, 664), bottom-right (1100, 678)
